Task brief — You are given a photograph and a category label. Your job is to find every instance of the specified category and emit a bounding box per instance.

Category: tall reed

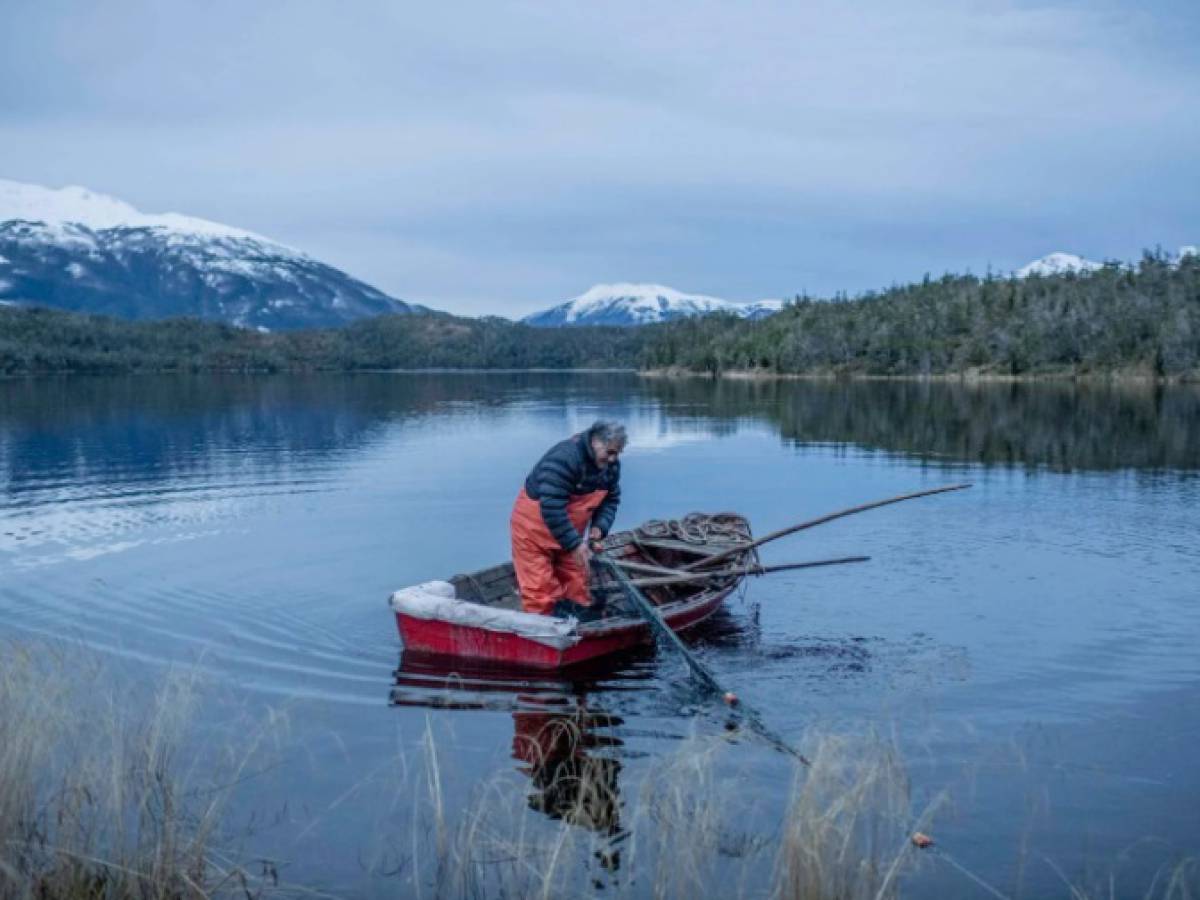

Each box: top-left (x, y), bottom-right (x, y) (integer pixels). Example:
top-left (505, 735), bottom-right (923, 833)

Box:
top-left (0, 643), bottom-right (278, 900)
top-left (393, 715), bottom-right (922, 900)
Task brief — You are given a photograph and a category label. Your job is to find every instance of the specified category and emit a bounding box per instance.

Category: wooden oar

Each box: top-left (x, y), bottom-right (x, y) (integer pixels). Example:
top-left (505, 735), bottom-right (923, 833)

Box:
top-left (680, 483), bottom-right (973, 571)
top-left (630, 555), bottom-right (870, 588)
top-left (610, 557), bottom-right (687, 578)
top-left (592, 553), bottom-right (809, 764)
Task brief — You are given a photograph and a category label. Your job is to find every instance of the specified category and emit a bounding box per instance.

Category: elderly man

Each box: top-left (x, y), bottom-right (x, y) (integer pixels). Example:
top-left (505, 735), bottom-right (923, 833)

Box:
top-left (511, 420), bottom-right (626, 619)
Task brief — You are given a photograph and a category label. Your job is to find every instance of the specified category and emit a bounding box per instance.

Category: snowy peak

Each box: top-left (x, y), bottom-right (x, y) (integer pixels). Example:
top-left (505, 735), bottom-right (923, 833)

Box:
top-left (564, 283), bottom-right (732, 325)
top-left (1016, 247), bottom-right (1197, 278)
top-left (0, 178), bottom-right (421, 329)
top-left (0, 179), bottom-right (278, 246)
top-left (523, 283), bottom-right (784, 327)
top-left (1016, 252), bottom-right (1104, 278)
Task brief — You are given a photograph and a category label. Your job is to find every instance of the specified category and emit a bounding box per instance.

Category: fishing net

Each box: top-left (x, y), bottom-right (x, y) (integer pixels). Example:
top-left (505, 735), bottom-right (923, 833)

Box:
top-left (586, 556), bottom-right (640, 617)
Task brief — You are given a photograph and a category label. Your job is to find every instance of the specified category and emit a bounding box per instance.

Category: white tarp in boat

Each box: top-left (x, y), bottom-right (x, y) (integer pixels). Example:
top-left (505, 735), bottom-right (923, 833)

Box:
top-left (389, 580), bottom-right (581, 651)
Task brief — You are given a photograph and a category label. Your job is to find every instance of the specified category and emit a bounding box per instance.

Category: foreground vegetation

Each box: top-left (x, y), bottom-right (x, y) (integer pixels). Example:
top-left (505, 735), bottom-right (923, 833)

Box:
top-left (0, 647), bottom-right (270, 900)
top-left (1, 253), bottom-right (1197, 378)
top-left (0, 644), bottom-right (926, 899)
top-left (4, 646), bottom-right (1199, 898)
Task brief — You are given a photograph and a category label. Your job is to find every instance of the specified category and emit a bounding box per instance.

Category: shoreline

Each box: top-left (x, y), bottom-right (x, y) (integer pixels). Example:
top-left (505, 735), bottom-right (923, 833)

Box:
top-left (639, 366), bottom-right (1200, 385)
top-left (2, 365), bottom-right (1198, 384)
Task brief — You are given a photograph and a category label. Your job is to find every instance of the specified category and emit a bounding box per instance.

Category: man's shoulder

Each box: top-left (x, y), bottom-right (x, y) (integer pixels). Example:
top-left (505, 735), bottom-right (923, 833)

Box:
top-left (542, 435), bottom-right (585, 469)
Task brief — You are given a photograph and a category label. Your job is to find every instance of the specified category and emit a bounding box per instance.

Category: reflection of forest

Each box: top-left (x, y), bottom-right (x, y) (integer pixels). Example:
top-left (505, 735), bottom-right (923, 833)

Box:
top-left (2, 375), bottom-right (1196, 490)
top-left (639, 377), bottom-right (1200, 471)
top-left (0, 373), bottom-right (638, 491)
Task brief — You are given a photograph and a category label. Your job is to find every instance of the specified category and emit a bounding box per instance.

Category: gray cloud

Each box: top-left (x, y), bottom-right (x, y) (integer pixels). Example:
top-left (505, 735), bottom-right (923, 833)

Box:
top-left (2, 0), bottom-right (1196, 315)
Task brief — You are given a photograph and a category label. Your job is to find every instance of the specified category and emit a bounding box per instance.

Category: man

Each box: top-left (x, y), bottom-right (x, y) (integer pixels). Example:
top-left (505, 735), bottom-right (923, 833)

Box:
top-left (510, 420), bottom-right (626, 619)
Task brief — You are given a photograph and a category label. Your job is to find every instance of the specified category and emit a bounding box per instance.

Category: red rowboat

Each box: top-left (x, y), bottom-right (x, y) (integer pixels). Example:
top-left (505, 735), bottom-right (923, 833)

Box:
top-left (390, 514), bottom-right (755, 670)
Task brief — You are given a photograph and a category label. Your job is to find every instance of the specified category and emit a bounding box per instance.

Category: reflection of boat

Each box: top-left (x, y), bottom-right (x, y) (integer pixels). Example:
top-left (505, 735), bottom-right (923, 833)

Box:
top-left (390, 514), bottom-right (754, 670)
top-left (389, 652), bottom-right (626, 857)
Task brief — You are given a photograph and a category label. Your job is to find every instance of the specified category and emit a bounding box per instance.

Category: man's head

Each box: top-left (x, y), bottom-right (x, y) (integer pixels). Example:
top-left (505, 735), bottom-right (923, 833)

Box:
top-left (588, 420), bottom-right (627, 469)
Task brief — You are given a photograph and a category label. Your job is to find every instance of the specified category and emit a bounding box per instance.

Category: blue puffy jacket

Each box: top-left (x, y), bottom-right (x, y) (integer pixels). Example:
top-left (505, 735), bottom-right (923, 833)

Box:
top-left (524, 431), bottom-right (622, 551)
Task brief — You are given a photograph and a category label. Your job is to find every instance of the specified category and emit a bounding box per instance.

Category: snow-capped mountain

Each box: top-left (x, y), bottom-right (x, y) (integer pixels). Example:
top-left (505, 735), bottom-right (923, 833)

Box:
top-left (1016, 252), bottom-right (1104, 278)
top-left (1016, 248), bottom-right (1196, 278)
top-left (0, 180), bottom-right (423, 330)
top-left (522, 283), bottom-right (785, 327)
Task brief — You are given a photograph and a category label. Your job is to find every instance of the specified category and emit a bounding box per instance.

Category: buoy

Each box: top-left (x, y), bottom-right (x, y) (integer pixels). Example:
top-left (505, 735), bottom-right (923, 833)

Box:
top-left (911, 832), bottom-right (934, 849)
top-left (723, 691), bottom-right (739, 706)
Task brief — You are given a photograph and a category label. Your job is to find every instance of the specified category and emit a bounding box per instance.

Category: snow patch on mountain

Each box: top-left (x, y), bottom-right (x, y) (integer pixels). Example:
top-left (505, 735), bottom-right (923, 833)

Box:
top-left (1016, 252), bottom-right (1104, 278)
top-left (0, 179), bottom-right (279, 246)
top-left (740, 298), bottom-right (785, 319)
top-left (568, 283), bottom-right (729, 324)
top-left (523, 283), bottom-right (785, 327)
top-left (1016, 247), bottom-right (1196, 278)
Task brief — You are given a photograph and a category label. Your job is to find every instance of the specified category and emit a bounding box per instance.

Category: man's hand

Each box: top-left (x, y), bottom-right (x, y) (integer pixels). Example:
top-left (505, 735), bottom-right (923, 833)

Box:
top-left (588, 526), bottom-right (604, 551)
top-left (571, 541), bottom-right (592, 569)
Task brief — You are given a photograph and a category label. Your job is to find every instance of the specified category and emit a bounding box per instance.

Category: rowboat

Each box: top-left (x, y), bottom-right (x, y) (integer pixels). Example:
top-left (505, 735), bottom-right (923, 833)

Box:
top-left (389, 513), bottom-right (755, 670)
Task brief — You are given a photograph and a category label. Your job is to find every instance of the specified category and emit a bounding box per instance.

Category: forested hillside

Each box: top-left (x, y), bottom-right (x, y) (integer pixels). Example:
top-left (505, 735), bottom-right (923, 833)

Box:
top-left (640, 254), bottom-right (1199, 378)
top-left (0, 307), bottom-right (645, 374)
top-left (2, 253), bottom-right (1196, 378)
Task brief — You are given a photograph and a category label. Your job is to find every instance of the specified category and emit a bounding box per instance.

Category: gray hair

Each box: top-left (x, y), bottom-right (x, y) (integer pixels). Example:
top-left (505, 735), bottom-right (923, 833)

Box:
top-left (588, 419), bottom-right (628, 450)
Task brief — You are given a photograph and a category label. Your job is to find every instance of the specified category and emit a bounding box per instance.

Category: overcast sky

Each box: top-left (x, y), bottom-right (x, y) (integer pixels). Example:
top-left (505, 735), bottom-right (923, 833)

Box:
top-left (2, 0), bottom-right (1196, 317)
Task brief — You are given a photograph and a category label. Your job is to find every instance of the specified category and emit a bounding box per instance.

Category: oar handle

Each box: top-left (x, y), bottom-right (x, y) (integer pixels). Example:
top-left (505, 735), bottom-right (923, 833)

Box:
top-left (682, 483), bottom-right (972, 571)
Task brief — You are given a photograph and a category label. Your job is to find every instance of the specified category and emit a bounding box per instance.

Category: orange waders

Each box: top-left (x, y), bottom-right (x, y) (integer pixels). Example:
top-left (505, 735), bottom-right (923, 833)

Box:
top-left (510, 487), bottom-right (608, 614)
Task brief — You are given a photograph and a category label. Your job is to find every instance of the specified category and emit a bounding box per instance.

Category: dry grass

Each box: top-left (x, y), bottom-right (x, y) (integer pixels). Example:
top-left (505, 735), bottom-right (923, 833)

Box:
top-left (4, 645), bottom-right (1196, 899)
top-left (393, 715), bottom-right (926, 900)
top-left (0, 643), bottom-right (283, 900)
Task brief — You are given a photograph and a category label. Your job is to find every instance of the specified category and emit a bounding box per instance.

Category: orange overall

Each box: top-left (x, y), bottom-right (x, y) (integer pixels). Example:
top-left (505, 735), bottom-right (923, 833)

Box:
top-left (510, 487), bottom-right (608, 614)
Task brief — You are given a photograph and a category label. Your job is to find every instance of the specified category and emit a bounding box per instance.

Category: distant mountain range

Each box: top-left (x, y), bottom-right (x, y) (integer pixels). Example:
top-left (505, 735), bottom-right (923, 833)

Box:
top-left (518, 251), bottom-right (1196, 327)
top-left (3, 180), bottom-right (1194, 332)
top-left (0, 180), bottom-right (423, 330)
top-left (521, 283), bottom-right (785, 327)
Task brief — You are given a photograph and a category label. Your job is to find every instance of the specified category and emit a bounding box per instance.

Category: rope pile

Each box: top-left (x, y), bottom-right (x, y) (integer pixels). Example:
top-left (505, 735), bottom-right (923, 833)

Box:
top-left (636, 511), bottom-right (754, 547)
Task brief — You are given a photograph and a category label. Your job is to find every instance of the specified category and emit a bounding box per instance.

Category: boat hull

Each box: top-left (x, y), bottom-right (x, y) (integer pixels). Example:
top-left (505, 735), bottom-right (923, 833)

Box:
top-left (395, 583), bottom-right (735, 670)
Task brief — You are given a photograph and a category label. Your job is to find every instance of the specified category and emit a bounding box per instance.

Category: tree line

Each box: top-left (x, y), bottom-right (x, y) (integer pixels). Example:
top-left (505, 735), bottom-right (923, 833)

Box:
top-left (0, 307), bottom-right (645, 374)
top-left (641, 253), bottom-right (1199, 378)
top-left (2, 253), bottom-right (1196, 378)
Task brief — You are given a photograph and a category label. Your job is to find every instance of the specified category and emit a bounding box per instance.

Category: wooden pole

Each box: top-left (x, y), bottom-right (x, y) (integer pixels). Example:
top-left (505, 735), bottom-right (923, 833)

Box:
top-left (630, 555), bottom-right (870, 588)
top-left (680, 483), bottom-right (973, 571)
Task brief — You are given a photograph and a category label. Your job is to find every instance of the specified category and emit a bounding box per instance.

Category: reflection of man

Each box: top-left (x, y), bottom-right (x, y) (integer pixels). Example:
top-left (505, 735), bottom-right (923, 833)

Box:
top-left (511, 702), bottom-right (623, 843)
top-left (510, 421), bottom-right (625, 619)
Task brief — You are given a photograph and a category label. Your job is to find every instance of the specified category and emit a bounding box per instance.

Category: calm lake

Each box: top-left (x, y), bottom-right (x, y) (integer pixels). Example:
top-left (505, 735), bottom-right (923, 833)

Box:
top-left (2, 373), bottom-right (1198, 897)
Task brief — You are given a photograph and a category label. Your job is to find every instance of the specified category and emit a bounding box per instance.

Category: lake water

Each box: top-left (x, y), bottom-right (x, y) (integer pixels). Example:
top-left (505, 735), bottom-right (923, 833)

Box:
top-left (2, 373), bottom-right (1198, 897)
